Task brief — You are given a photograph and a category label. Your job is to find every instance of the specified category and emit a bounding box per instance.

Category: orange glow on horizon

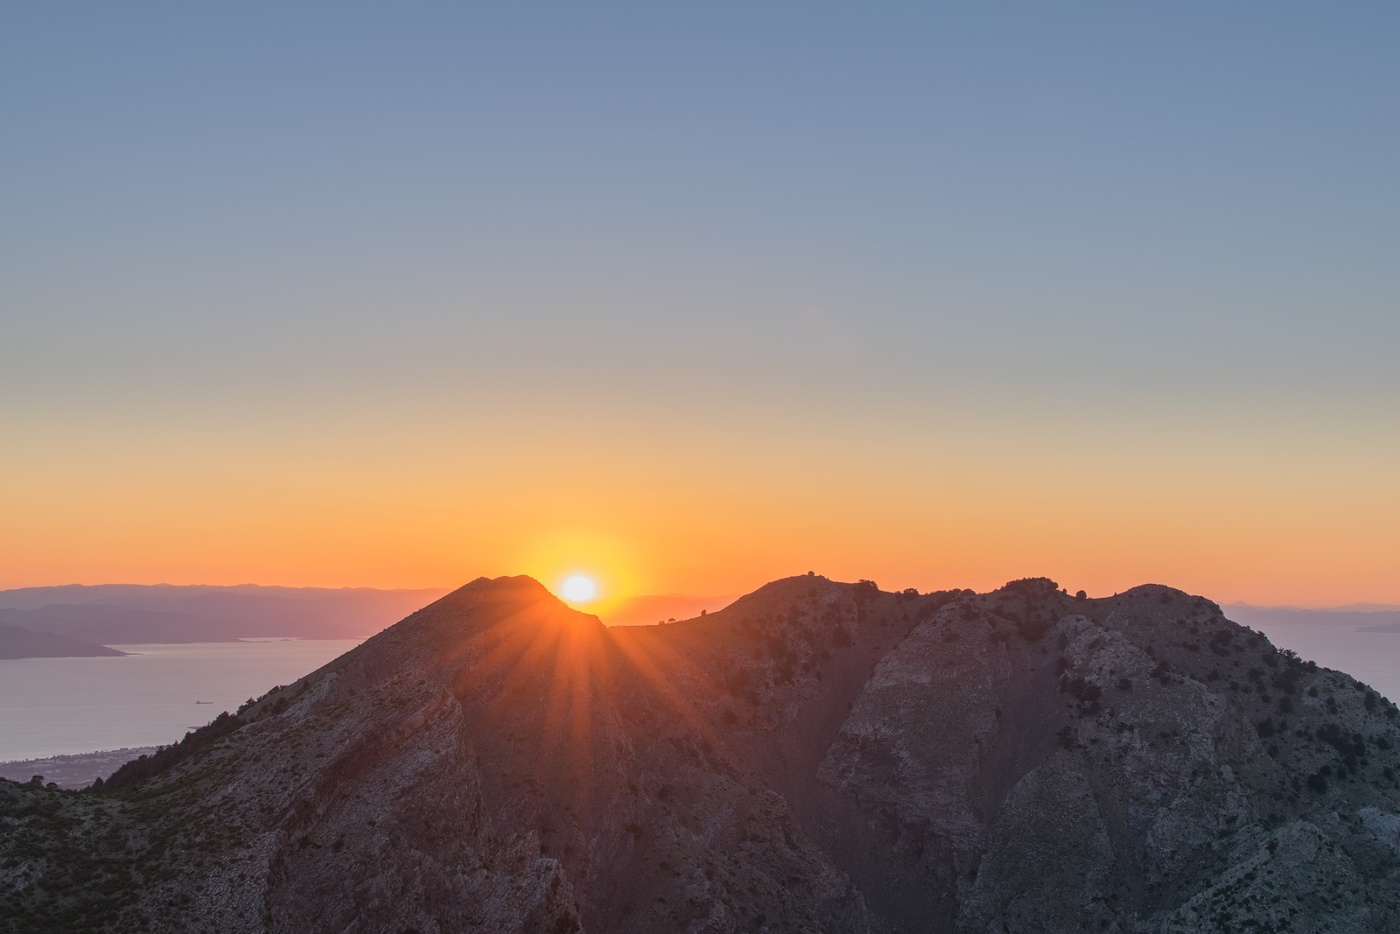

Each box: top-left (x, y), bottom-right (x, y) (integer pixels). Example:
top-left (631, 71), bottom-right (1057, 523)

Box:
top-left (2, 405), bottom-right (1397, 608)
top-left (6, 7), bottom-right (1400, 622)
top-left (512, 531), bottom-right (645, 618)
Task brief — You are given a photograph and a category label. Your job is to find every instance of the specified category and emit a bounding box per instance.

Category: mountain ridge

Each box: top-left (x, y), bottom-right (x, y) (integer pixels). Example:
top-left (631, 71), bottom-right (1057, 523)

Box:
top-left (3, 574), bottom-right (1400, 933)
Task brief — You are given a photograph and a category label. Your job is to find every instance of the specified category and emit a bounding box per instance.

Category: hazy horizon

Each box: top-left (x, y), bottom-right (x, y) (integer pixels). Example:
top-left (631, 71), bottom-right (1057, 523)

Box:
top-left (5, 577), bottom-right (1400, 616)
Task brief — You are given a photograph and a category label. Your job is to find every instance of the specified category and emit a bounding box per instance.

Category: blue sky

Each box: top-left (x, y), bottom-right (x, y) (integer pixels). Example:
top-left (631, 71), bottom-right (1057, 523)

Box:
top-left (7, 4), bottom-right (1397, 405)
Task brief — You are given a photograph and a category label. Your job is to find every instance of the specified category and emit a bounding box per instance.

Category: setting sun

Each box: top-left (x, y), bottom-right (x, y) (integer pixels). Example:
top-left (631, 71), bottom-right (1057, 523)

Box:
top-left (560, 575), bottom-right (598, 603)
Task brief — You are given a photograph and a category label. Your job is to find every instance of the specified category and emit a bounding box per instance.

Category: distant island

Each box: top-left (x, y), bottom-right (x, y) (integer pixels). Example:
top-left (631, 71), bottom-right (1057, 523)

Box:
top-left (0, 624), bottom-right (126, 660)
top-left (0, 584), bottom-right (449, 645)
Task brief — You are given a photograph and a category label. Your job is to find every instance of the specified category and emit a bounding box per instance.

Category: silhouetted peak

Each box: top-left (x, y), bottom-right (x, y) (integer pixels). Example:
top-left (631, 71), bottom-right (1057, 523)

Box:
top-left (1109, 583), bottom-right (1220, 614)
top-left (436, 574), bottom-right (558, 609)
top-left (383, 574), bottom-right (609, 651)
top-left (995, 576), bottom-right (1061, 597)
top-left (728, 573), bottom-right (856, 603)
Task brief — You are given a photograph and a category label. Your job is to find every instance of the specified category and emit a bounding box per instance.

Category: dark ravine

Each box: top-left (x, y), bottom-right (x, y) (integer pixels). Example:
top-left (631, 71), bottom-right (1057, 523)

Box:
top-left (3, 574), bottom-right (1400, 933)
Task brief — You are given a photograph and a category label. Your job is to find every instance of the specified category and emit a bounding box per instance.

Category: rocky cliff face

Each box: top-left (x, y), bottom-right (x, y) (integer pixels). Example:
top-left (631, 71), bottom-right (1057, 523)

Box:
top-left (4, 575), bottom-right (1400, 933)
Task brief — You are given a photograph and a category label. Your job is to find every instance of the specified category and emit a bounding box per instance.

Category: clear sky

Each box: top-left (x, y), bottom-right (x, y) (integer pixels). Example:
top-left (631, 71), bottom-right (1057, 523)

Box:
top-left (3, 4), bottom-right (1397, 606)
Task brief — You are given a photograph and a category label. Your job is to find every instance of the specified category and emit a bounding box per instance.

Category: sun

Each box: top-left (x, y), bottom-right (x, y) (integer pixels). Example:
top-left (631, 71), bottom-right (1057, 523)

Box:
top-left (560, 574), bottom-right (598, 603)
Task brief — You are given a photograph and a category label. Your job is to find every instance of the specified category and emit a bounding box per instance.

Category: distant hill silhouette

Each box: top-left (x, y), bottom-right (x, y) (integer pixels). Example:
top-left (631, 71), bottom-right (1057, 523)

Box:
top-left (0, 585), bottom-right (448, 644)
top-left (0, 624), bottom-right (126, 659)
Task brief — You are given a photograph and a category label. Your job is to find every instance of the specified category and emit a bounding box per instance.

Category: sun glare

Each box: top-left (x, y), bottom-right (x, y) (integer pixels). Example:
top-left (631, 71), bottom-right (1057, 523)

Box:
top-left (560, 574), bottom-right (598, 603)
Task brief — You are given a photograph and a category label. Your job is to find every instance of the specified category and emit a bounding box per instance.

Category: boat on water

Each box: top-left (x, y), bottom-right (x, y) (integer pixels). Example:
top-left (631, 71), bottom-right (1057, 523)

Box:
top-left (195, 700), bottom-right (213, 704)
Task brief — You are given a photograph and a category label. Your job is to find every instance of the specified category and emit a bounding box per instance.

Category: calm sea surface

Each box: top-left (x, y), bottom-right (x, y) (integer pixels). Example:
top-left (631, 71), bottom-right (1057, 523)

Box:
top-left (0, 640), bottom-right (361, 762)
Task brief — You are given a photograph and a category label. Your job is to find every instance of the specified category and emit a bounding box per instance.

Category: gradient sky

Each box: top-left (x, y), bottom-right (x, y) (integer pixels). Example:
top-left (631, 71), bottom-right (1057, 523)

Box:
top-left (3, 4), bottom-right (1398, 605)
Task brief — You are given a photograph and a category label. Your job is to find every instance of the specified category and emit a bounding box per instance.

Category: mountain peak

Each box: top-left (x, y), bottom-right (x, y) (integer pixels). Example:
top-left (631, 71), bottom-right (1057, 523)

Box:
top-left (394, 574), bottom-right (597, 639)
top-left (439, 573), bottom-right (559, 605)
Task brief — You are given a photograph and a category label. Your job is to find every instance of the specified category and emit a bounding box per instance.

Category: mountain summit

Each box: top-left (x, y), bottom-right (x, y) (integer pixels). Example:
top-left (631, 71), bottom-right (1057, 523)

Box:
top-left (4, 575), bottom-right (1400, 932)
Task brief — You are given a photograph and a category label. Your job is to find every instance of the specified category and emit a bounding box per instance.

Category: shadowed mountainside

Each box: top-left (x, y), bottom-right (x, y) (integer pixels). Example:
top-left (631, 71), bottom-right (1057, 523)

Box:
top-left (3, 574), bottom-right (1400, 933)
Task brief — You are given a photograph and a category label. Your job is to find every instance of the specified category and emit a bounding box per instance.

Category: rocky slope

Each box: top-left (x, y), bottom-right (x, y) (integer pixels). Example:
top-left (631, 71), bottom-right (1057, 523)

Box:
top-left (3, 575), bottom-right (1400, 933)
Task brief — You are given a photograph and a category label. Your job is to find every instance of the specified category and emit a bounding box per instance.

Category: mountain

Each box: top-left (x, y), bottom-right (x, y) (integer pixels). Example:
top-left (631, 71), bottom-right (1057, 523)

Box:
top-left (3, 575), bottom-right (1400, 932)
top-left (0, 585), bottom-right (449, 643)
top-left (0, 624), bottom-right (126, 659)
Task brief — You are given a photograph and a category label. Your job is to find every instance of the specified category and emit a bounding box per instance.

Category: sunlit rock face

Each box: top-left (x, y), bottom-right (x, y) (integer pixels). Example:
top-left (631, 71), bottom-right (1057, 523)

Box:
top-left (4, 575), bottom-right (1400, 932)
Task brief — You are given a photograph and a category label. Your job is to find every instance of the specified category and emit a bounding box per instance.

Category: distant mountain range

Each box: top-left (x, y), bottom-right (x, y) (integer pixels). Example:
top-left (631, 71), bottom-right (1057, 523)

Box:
top-left (4, 575), bottom-right (1400, 931)
top-left (0, 584), bottom-right (449, 649)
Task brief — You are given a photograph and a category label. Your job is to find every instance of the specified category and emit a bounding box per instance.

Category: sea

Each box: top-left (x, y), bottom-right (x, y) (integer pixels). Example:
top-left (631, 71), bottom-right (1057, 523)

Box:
top-left (0, 639), bottom-right (362, 762)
